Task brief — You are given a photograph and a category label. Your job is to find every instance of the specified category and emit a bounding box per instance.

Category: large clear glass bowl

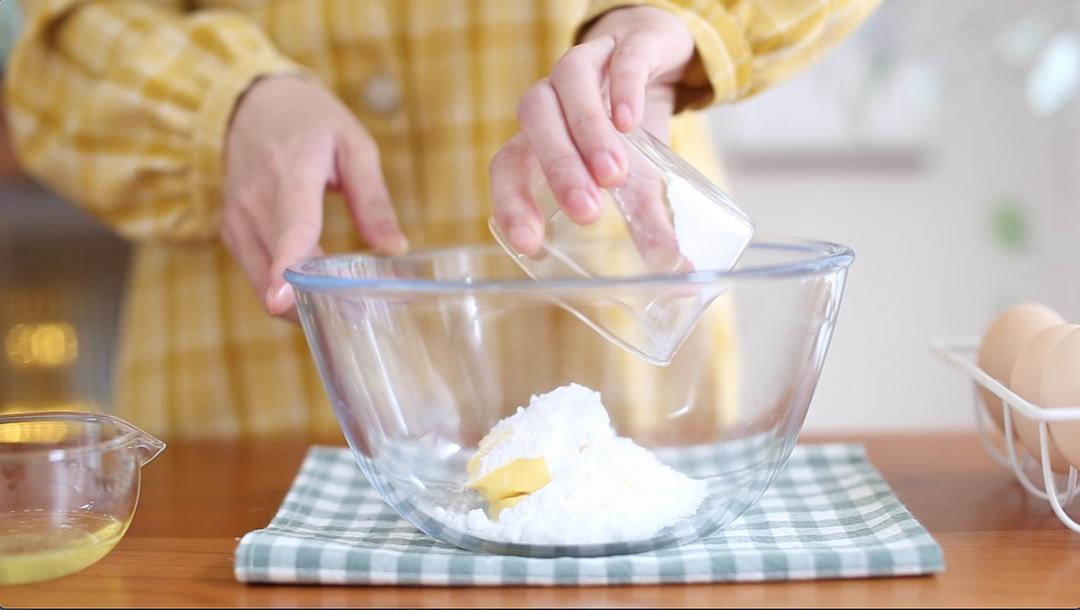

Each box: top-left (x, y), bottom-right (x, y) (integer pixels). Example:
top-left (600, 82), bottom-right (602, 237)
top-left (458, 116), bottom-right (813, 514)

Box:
top-left (285, 237), bottom-right (853, 557)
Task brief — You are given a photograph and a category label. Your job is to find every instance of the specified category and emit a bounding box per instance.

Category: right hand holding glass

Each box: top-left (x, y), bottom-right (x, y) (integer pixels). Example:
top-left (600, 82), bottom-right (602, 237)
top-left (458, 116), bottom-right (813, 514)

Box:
top-left (488, 6), bottom-right (697, 260)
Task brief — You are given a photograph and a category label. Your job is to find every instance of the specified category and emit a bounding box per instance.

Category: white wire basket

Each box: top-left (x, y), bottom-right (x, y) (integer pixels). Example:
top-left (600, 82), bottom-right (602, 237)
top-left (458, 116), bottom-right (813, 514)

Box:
top-left (931, 337), bottom-right (1080, 533)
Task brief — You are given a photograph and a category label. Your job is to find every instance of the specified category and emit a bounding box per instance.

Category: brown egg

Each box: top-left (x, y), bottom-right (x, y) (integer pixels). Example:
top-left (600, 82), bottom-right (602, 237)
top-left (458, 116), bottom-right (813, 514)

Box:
top-left (977, 303), bottom-right (1064, 432)
top-left (1043, 328), bottom-right (1080, 470)
top-left (1009, 323), bottom-right (1077, 473)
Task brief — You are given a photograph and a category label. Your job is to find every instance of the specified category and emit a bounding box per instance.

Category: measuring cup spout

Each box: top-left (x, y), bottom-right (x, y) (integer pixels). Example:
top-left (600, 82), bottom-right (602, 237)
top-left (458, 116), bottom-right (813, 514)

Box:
top-left (132, 430), bottom-right (166, 466)
top-left (86, 412), bottom-right (166, 465)
top-left (108, 414), bottom-right (166, 465)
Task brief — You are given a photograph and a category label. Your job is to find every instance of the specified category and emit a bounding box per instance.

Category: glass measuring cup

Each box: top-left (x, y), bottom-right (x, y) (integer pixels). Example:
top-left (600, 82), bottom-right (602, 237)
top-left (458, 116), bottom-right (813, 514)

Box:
top-left (489, 126), bottom-right (754, 365)
top-left (0, 411), bottom-right (165, 585)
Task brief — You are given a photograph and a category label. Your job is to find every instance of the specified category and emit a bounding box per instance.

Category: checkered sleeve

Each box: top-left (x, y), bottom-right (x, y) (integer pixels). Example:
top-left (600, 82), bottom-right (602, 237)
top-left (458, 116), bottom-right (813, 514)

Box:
top-left (578, 0), bottom-right (881, 110)
top-left (4, 0), bottom-right (307, 243)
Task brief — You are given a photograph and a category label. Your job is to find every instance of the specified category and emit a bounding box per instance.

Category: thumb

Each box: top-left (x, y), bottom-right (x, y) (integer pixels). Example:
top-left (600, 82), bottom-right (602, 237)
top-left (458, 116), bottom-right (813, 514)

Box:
top-left (265, 176), bottom-right (327, 316)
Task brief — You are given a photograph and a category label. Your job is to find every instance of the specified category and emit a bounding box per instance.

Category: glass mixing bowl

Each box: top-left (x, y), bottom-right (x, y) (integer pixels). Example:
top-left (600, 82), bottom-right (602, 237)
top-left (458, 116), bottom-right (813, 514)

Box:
top-left (286, 237), bottom-right (852, 557)
top-left (0, 412), bottom-right (165, 585)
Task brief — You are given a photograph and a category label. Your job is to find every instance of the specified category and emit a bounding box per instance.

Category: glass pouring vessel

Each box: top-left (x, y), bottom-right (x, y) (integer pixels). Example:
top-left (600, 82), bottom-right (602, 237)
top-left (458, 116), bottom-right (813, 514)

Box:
top-left (0, 412), bottom-right (165, 585)
top-left (490, 126), bottom-right (755, 365)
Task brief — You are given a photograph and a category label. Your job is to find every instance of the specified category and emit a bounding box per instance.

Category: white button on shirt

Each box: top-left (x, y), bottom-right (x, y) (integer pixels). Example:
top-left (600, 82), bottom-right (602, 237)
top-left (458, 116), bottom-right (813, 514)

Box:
top-left (362, 73), bottom-right (402, 115)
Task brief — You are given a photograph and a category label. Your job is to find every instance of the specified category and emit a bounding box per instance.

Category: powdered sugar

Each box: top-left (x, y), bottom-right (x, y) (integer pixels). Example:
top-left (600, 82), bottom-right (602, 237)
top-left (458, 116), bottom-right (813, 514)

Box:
top-left (467, 383), bottom-right (613, 481)
top-left (667, 175), bottom-right (754, 272)
top-left (435, 384), bottom-right (707, 546)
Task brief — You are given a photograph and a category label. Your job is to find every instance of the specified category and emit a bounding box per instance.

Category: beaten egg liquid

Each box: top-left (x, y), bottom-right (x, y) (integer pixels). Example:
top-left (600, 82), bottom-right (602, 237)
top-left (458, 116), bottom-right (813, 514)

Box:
top-left (0, 512), bottom-right (129, 585)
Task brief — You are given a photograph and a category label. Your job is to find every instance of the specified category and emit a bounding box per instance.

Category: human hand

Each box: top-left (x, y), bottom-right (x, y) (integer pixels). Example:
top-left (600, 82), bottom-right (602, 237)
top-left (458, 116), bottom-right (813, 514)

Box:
top-left (490, 6), bottom-right (696, 255)
top-left (223, 75), bottom-right (407, 318)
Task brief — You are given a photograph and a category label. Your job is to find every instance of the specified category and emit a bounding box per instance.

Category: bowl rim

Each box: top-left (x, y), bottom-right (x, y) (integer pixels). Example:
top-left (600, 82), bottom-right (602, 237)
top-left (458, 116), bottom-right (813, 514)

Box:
top-left (284, 236), bottom-right (854, 294)
top-left (0, 411), bottom-right (161, 463)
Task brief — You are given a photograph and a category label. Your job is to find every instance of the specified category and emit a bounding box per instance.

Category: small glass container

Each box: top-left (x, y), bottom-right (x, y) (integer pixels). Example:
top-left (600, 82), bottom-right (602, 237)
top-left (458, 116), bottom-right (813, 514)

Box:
top-left (489, 126), bottom-right (754, 365)
top-left (0, 412), bottom-right (165, 585)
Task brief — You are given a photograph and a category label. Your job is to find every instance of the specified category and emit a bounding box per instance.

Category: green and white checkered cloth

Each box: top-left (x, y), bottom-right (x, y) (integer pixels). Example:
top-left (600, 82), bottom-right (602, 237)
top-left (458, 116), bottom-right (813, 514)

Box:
top-left (234, 444), bottom-right (943, 586)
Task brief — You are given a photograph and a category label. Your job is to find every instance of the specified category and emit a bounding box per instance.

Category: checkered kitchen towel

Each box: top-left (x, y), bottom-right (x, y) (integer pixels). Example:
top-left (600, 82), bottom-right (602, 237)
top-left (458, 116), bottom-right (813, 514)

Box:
top-left (234, 444), bottom-right (943, 586)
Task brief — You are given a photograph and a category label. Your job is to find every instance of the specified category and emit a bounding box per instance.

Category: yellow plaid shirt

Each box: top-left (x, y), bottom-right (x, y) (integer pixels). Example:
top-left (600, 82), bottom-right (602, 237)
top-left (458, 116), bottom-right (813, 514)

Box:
top-left (6, 0), bottom-right (877, 439)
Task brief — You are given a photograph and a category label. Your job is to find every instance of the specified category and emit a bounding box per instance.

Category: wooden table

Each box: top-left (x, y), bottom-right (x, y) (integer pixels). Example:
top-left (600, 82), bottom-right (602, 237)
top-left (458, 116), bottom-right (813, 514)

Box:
top-left (4, 433), bottom-right (1080, 607)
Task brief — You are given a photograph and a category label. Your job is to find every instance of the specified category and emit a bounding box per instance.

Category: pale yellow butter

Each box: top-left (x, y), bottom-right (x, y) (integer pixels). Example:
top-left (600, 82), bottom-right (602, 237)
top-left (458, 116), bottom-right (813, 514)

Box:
top-left (466, 456), bottom-right (551, 518)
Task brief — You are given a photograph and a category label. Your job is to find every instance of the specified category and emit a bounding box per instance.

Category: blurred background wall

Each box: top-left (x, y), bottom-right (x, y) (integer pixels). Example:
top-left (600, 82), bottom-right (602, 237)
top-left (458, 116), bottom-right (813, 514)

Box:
top-left (0, 1), bottom-right (129, 419)
top-left (709, 0), bottom-right (1080, 431)
top-left (0, 0), bottom-right (1077, 431)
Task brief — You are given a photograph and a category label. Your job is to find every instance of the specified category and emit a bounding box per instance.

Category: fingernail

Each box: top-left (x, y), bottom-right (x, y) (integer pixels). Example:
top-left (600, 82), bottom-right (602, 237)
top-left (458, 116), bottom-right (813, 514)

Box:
top-left (509, 222), bottom-right (539, 252)
top-left (266, 283), bottom-right (292, 313)
top-left (592, 152), bottom-right (620, 184)
top-left (615, 103), bottom-right (634, 131)
top-left (567, 188), bottom-right (597, 219)
top-left (388, 233), bottom-right (410, 256)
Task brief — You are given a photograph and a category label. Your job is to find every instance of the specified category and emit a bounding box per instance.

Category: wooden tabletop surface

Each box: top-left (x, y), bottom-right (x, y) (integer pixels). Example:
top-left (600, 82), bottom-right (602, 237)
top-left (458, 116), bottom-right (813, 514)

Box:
top-left (4, 433), bottom-right (1080, 607)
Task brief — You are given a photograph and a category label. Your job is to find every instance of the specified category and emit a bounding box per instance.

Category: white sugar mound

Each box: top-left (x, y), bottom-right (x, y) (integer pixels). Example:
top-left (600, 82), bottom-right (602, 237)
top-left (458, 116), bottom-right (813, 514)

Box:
top-left (435, 384), bottom-right (707, 546)
top-left (467, 383), bottom-right (614, 481)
